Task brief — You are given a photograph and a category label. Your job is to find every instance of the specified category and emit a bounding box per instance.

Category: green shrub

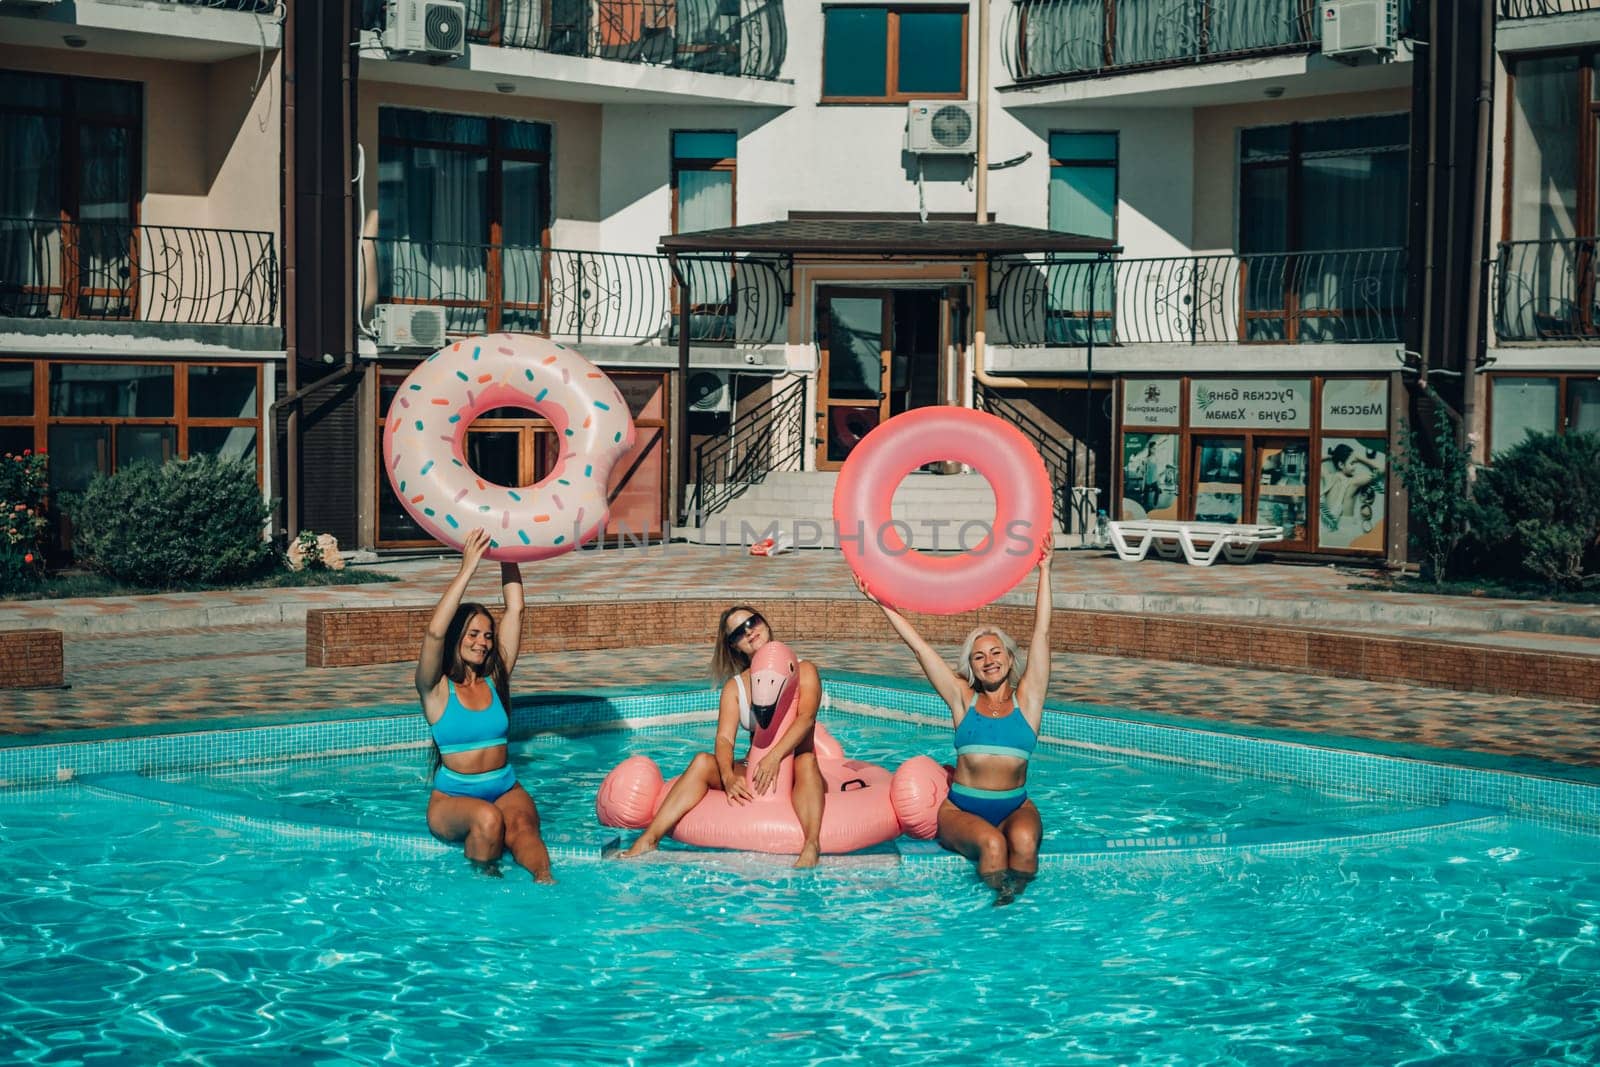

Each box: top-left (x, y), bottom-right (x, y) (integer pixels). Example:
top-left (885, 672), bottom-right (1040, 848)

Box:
top-left (1471, 431), bottom-right (1600, 591)
top-left (0, 448), bottom-right (49, 595)
top-left (68, 456), bottom-right (275, 587)
top-left (1394, 396), bottom-right (1475, 588)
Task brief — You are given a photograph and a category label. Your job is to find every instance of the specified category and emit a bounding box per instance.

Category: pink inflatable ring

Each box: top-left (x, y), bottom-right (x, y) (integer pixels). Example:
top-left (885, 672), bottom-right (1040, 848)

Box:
top-left (381, 333), bottom-right (637, 562)
top-left (833, 406), bottom-right (1052, 615)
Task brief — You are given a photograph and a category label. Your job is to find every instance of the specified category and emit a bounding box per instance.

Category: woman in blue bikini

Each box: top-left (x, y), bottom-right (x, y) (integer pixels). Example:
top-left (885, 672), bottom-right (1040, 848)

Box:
top-left (417, 528), bottom-right (553, 882)
top-left (858, 538), bottom-right (1052, 903)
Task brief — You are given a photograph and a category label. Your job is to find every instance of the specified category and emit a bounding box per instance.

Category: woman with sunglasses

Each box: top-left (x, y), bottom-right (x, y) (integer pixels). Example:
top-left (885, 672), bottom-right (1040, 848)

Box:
top-left (857, 538), bottom-right (1053, 904)
top-left (617, 606), bottom-right (826, 868)
top-left (417, 528), bottom-right (554, 882)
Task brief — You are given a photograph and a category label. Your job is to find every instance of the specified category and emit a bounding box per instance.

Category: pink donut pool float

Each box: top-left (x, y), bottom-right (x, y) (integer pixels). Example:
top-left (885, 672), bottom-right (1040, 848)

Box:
top-left (595, 642), bottom-right (950, 854)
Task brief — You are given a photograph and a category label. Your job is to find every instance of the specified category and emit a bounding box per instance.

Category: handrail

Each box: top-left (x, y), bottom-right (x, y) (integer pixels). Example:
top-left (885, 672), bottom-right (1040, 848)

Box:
top-left (0, 216), bottom-right (278, 326)
top-left (461, 0), bottom-right (788, 80)
top-left (689, 376), bottom-right (807, 519)
top-left (1498, 0), bottom-right (1600, 17)
top-left (364, 237), bottom-right (786, 345)
top-left (992, 247), bottom-right (1407, 347)
top-left (1002, 0), bottom-right (1319, 84)
top-left (1494, 237), bottom-right (1598, 342)
top-left (973, 381), bottom-right (1076, 532)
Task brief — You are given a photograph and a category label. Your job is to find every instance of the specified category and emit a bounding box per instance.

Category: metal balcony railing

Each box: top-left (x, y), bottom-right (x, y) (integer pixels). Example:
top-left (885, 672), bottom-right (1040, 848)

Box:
top-left (365, 238), bottom-right (787, 345)
top-left (1499, 0), bottom-right (1600, 17)
top-left (1494, 238), bottom-right (1598, 342)
top-left (0, 217), bottom-right (278, 326)
top-left (993, 248), bottom-right (1407, 346)
top-left (690, 375), bottom-right (806, 518)
top-left (1003, 0), bottom-right (1320, 82)
top-left (455, 0), bottom-right (786, 79)
top-left (157, 0), bottom-right (280, 10)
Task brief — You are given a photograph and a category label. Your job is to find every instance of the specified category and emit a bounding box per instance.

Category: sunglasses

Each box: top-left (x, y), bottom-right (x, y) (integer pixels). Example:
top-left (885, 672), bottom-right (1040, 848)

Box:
top-left (724, 613), bottom-right (766, 647)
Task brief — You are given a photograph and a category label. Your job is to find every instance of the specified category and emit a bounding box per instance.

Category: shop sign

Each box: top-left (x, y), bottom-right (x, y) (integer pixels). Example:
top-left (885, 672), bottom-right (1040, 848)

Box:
top-left (1320, 378), bottom-right (1389, 432)
top-left (1188, 378), bottom-right (1310, 430)
top-left (1122, 379), bottom-right (1181, 427)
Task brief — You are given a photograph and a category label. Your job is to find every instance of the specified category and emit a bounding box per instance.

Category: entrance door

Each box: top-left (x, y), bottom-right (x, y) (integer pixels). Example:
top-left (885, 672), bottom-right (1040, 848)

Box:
top-left (816, 289), bottom-right (891, 470)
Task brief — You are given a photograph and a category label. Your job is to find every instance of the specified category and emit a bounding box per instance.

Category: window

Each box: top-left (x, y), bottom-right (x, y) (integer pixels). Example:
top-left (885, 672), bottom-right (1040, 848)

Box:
top-left (1500, 53), bottom-right (1600, 339)
top-left (1044, 132), bottom-right (1117, 344)
top-left (671, 131), bottom-right (735, 234)
top-left (0, 70), bottom-right (141, 320)
top-left (821, 6), bottom-right (967, 103)
top-left (1238, 114), bottom-right (1409, 342)
top-left (375, 108), bottom-right (552, 335)
top-left (1488, 374), bottom-right (1600, 456)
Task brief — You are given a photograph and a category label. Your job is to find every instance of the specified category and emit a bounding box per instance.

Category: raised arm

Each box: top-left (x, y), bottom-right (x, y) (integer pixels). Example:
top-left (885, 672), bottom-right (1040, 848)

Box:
top-left (1017, 538), bottom-right (1054, 728)
top-left (854, 573), bottom-right (966, 719)
top-left (751, 661), bottom-right (821, 795)
top-left (415, 528), bottom-right (490, 702)
top-left (498, 562), bottom-right (524, 674)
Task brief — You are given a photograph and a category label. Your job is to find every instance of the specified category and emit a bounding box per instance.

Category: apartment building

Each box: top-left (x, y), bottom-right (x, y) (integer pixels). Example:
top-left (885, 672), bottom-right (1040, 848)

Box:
top-left (0, 0), bottom-right (282, 551)
top-left (6, 0), bottom-right (1546, 567)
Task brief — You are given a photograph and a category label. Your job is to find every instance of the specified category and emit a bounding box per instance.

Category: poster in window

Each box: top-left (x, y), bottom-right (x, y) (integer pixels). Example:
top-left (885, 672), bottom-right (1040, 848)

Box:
top-left (1195, 439), bottom-right (1245, 523)
top-left (1120, 433), bottom-right (1178, 520)
top-left (1255, 440), bottom-right (1308, 541)
top-left (1318, 437), bottom-right (1386, 551)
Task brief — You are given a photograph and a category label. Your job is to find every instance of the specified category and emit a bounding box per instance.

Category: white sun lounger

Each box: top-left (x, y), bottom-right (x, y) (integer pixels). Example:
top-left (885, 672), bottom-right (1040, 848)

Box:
top-left (1107, 520), bottom-right (1286, 566)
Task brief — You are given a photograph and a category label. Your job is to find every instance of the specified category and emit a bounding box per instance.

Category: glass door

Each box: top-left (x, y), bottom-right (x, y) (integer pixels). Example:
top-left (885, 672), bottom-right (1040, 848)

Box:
top-left (816, 289), bottom-right (890, 470)
top-left (1253, 437), bottom-right (1309, 545)
top-left (1192, 436), bottom-right (1245, 523)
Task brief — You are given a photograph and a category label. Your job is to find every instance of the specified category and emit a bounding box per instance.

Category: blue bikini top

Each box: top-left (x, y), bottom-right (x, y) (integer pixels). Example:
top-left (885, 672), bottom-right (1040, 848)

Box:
top-left (429, 680), bottom-right (508, 755)
top-left (954, 693), bottom-right (1037, 762)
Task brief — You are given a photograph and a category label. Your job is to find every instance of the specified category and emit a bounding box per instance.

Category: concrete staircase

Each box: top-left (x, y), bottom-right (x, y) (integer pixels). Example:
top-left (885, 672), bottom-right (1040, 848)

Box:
top-left (681, 471), bottom-right (1064, 549)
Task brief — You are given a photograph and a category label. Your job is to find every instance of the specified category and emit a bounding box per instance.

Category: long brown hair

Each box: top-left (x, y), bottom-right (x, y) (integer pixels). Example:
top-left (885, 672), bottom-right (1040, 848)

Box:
top-left (432, 603), bottom-right (511, 772)
top-left (710, 603), bottom-right (765, 687)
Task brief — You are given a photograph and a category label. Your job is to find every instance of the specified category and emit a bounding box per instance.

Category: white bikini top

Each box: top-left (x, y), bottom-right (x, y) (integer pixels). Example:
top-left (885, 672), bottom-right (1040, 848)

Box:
top-left (733, 674), bottom-right (755, 733)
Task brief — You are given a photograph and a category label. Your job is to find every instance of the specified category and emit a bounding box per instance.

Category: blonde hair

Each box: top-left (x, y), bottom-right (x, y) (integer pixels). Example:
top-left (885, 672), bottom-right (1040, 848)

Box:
top-left (710, 604), bottom-right (765, 687)
top-left (956, 626), bottom-right (1022, 690)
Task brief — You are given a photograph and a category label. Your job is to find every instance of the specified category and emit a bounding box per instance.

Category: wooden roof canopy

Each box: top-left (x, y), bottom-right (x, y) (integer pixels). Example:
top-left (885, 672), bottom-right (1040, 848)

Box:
top-left (657, 218), bottom-right (1118, 258)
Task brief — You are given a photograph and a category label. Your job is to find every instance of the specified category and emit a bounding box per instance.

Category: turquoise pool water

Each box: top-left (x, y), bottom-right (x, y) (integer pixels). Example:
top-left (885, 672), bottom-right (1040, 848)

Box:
top-left (2, 713), bottom-right (1599, 1063)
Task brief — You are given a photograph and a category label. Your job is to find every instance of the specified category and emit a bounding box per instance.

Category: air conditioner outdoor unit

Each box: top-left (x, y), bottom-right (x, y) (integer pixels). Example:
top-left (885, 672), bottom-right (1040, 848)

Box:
top-left (1320, 0), bottom-right (1396, 61)
top-left (687, 370), bottom-right (732, 414)
top-left (383, 0), bottom-right (467, 58)
top-left (375, 304), bottom-right (449, 350)
top-left (906, 101), bottom-right (977, 155)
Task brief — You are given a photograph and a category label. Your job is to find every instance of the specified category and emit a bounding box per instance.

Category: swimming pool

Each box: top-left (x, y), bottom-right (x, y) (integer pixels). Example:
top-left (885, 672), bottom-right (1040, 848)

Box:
top-left (2, 678), bottom-right (1598, 1063)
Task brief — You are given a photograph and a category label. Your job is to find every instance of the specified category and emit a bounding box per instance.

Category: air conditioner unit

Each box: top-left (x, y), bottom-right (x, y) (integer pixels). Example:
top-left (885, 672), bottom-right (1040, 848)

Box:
top-left (906, 101), bottom-right (977, 155)
top-left (687, 370), bottom-right (732, 414)
top-left (1320, 0), bottom-right (1396, 62)
top-left (375, 304), bottom-right (449, 350)
top-left (383, 0), bottom-right (467, 58)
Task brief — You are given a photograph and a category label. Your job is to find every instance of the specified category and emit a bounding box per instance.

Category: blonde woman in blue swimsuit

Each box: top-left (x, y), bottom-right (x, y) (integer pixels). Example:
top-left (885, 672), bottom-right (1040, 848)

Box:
top-left (417, 528), bottom-right (554, 882)
top-left (858, 539), bottom-right (1052, 904)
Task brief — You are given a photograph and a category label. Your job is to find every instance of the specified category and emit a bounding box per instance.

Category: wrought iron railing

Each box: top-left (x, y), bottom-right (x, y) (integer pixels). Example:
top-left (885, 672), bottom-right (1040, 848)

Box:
top-left (364, 238), bottom-right (787, 344)
top-left (1494, 238), bottom-right (1597, 342)
top-left (992, 248), bottom-right (1406, 346)
top-left (0, 217), bottom-right (278, 326)
top-left (690, 375), bottom-right (806, 518)
top-left (157, 0), bottom-right (280, 10)
top-left (1003, 0), bottom-right (1319, 82)
top-left (453, 0), bottom-right (787, 79)
top-left (1499, 0), bottom-right (1600, 17)
top-left (974, 382), bottom-right (1077, 532)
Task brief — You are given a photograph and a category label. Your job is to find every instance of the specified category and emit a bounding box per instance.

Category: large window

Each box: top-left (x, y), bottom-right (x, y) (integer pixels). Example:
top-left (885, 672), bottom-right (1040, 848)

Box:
top-left (1238, 114), bottom-right (1408, 342)
top-left (1488, 374), bottom-right (1600, 456)
top-left (375, 108), bottom-right (552, 335)
top-left (0, 70), bottom-right (140, 320)
top-left (1045, 131), bottom-right (1116, 344)
top-left (821, 6), bottom-right (967, 102)
top-left (0, 358), bottom-right (262, 502)
top-left (1499, 53), bottom-right (1599, 339)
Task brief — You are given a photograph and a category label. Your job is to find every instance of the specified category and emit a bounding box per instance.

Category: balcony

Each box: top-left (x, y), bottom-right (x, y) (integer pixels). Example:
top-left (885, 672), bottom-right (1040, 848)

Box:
top-left (0, 217), bottom-right (278, 328)
top-left (993, 248), bottom-right (1406, 347)
top-left (1003, 0), bottom-right (1323, 83)
top-left (1495, 238), bottom-right (1598, 343)
top-left (1499, 1), bottom-right (1600, 17)
top-left (453, 0), bottom-right (786, 80)
top-left (364, 238), bottom-right (786, 346)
